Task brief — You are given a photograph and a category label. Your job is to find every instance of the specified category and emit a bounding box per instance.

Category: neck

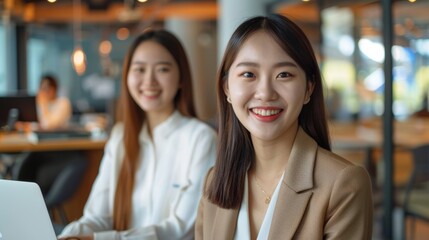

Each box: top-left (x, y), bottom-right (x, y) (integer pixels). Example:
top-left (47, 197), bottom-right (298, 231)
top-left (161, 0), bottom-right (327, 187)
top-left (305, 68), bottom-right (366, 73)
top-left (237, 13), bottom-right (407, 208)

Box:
top-left (251, 126), bottom-right (298, 177)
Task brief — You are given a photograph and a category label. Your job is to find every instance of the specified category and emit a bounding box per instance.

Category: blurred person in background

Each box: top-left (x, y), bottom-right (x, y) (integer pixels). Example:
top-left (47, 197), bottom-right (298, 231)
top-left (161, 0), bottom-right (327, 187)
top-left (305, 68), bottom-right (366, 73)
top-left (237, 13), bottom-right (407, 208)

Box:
top-left (58, 29), bottom-right (217, 240)
top-left (36, 74), bottom-right (72, 130)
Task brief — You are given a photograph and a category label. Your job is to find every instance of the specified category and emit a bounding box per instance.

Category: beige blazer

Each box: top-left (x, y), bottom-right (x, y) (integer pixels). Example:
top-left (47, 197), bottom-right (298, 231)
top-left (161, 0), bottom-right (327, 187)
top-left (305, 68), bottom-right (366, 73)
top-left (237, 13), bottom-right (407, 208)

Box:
top-left (195, 127), bottom-right (373, 240)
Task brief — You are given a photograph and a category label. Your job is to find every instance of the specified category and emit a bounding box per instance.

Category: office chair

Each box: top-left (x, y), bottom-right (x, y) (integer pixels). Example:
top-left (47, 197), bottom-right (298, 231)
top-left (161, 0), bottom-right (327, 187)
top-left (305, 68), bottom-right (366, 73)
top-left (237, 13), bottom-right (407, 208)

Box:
top-left (402, 144), bottom-right (429, 240)
top-left (11, 151), bottom-right (88, 226)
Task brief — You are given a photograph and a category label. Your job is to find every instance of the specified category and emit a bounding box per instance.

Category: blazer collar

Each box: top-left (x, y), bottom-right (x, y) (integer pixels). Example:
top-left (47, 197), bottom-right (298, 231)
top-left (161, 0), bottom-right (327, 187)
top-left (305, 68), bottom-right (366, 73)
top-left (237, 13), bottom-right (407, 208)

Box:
top-left (283, 127), bottom-right (317, 192)
top-left (269, 127), bottom-right (318, 239)
top-left (210, 127), bottom-right (318, 240)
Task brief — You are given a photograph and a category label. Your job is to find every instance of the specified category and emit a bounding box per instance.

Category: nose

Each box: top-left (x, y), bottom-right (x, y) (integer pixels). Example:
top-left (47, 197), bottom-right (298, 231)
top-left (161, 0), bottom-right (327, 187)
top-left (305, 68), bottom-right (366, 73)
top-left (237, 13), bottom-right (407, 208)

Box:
top-left (142, 68), bottom-right (158, 87)
top-left (254, 76), bottom-right (278, 102)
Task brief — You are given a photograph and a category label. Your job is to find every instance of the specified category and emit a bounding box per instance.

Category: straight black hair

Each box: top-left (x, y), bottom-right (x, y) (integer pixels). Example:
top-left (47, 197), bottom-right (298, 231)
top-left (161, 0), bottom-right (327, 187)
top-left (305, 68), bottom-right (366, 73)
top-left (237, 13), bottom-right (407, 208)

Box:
top-left (207, 14), bottom-right (330, 209)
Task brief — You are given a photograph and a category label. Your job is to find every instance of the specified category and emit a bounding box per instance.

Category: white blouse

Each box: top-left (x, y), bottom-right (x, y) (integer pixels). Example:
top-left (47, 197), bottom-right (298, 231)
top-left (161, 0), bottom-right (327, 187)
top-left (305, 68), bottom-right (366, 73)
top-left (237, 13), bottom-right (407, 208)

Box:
top-left (234, 172), bottom-right (285, 240)
top-left (59, 111), bottom-right (217, 240)
top-left (37, 96), bottom-right (72, 129)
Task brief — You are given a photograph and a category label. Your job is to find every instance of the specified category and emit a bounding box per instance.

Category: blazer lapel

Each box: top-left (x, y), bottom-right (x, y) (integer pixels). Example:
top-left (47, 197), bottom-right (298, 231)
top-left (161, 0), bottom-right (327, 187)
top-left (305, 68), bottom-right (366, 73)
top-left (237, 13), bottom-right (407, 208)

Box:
top-left (268, 127), bottom-right (317, 239)
top-left (212, 206), bottom-right (239, 240)
top-left (269, 186), bottom-right (312, 239)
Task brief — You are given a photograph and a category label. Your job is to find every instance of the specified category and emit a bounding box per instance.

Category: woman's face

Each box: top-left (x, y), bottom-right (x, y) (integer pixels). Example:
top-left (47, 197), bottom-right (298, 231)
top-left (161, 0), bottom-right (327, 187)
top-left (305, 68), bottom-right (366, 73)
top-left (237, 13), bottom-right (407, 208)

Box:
top-left (225, 30), bottom-right (313, 142)
top-left (127, 40), bottom-right (180, 121)
top-left (39, 80), bottom-right (56, 101)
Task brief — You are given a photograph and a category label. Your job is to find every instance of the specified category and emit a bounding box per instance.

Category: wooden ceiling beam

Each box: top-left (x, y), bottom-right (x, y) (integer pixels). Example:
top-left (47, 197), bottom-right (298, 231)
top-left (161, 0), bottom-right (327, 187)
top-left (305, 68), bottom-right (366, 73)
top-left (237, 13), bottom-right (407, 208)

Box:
top-left (20, 2), bottom-right (218, 24)
top-left (275, 3), bottom-right (320, 24)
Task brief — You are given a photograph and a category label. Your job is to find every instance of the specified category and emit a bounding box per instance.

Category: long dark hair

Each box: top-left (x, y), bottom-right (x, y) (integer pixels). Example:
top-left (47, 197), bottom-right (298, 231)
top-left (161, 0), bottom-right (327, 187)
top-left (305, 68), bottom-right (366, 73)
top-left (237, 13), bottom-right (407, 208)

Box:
top-left (113, 29), bottom-right (196, 230)
top-left (207, 14), bottom-right (330, 209)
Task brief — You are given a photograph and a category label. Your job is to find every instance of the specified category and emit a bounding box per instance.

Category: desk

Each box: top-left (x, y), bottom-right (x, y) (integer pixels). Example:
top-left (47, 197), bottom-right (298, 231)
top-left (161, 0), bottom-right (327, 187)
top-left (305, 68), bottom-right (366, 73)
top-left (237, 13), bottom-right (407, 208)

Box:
top-left (329, 118), bottom-right (429, 187)
top-left (330, 118), bottom-right (429, 149)
top-left (0, 133), bottom-right (106, 152)
top-left (0, 132), bottom-right (107, 222)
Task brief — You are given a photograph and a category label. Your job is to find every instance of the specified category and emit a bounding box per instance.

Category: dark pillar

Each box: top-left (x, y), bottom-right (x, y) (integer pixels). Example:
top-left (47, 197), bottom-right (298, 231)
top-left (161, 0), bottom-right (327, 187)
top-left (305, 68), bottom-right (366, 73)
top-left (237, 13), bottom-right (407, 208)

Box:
top-left (16, 24), bottom-right (27, 92)
top-left (382, 0), bottom-right (394, 239)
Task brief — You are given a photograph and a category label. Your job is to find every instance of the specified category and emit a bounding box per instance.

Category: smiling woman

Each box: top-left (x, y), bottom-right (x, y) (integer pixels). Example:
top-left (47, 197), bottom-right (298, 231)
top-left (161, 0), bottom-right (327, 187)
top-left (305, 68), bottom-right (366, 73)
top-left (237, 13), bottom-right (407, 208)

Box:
top-left (195, 14), bottom-right (373, 240)
top-left (58, 29), bottom-right (217, 240)
top-left (126, 40), bottom-right (180, 126)
top-left (225, 30), bottom-right (312, 141)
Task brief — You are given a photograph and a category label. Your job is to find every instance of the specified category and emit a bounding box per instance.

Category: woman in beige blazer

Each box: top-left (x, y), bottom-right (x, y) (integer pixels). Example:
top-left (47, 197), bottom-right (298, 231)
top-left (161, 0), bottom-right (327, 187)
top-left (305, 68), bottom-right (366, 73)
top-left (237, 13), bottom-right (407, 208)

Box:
top-left (196, 14), bottom-right (373, 240)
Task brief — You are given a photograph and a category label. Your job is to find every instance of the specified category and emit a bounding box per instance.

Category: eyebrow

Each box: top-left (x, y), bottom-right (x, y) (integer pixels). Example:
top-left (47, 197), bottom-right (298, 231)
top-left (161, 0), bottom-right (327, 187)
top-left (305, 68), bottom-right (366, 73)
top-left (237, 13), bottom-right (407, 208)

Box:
top-left (235, 61), bottom-right (298, 68)
top-left (131, 61), bottom-right (174, 66)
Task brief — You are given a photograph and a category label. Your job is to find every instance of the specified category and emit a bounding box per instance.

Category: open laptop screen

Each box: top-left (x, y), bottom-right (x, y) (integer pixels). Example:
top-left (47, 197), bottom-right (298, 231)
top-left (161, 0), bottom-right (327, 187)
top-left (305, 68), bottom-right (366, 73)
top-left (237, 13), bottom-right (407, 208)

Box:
top-left (0, 179), bottom-right (57, 240)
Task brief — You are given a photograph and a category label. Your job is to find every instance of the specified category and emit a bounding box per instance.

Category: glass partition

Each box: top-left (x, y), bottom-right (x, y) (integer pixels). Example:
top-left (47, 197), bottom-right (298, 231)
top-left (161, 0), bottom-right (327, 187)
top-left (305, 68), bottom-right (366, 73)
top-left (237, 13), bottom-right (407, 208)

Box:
top-left (322, 1), bottom-right (429, 121)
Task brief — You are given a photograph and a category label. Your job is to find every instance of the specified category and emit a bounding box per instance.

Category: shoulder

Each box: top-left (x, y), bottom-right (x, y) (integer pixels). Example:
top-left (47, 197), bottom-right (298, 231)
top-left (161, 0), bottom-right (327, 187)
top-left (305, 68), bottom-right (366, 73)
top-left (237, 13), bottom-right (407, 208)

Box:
top-left (181, 116), bottom-right (215, 132)
top-left (312, 148), bottom-right (372, 221)
top-left (315, 147), bottom-right (372, 192)
top-left (110, 122), bottom-right (124, 136)
top-left (177, 116), bottom-right (217, 140)
top-left (316, 147), bottom-right (355, 170)
top-left (55, 96), bottom-right (71, 106)
top-left (106, 122), bottom-right (125, 145)
top-left (293, 128), bottom-right (369, 187)
top-left (203, 167), bottom-right (215, 192)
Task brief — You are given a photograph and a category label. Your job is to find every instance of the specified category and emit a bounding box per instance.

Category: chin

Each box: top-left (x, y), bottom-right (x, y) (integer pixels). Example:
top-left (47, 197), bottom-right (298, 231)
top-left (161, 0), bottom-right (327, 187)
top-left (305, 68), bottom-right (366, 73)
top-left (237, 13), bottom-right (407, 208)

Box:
top-left (251, 131), bottom-right (279, 142)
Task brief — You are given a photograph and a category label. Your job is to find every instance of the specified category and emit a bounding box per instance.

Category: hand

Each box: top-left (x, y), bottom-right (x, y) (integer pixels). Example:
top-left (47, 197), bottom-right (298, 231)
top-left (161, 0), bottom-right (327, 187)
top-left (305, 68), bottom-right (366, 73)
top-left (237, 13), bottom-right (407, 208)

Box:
top-left (14, 121), bottom-right (33, 132)
top-left (37, 91), bottom-right (49, 106)
top-left (58, 235), bottom-right (94, 240)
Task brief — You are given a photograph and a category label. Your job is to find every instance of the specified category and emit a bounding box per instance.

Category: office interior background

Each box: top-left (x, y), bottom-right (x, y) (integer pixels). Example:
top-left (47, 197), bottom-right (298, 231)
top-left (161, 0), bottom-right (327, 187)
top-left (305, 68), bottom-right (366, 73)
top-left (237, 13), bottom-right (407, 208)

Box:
top-left (0, 0), bottom-right (428, 239)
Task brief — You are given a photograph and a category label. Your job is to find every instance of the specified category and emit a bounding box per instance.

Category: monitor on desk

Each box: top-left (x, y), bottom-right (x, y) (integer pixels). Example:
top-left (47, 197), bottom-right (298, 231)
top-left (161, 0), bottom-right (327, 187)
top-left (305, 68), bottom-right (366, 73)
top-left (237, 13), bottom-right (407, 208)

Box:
top-left (0, 95), bottom-right (38, 130)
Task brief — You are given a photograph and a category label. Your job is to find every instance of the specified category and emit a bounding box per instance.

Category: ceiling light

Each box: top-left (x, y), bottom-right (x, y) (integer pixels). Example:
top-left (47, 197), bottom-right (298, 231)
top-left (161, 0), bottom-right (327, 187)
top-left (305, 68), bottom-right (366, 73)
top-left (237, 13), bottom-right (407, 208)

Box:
top-left (99, 40), bottom-right (112, 55)
top-left (72, 0), bottom-right (87, 76)
top-left (117, 28), bottom-right (130, 40)
top-left (72, 46), bottom-right (87, 75)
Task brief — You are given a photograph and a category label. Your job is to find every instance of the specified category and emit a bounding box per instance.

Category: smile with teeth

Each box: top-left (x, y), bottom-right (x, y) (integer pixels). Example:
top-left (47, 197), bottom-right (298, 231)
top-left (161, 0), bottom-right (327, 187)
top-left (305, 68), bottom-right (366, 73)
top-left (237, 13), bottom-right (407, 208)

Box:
top-left (251, 108), bottom-right (282, 116)
top-left (143, 90), bottom-right (161, 97)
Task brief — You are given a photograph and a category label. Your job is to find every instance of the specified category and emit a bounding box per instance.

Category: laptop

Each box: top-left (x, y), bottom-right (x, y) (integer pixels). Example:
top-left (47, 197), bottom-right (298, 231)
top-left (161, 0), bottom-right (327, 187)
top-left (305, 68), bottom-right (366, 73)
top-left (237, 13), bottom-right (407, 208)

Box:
top-left (32, 128), bottom-right (92, 141)
top-left (0, 179), bottom-right (57, 240)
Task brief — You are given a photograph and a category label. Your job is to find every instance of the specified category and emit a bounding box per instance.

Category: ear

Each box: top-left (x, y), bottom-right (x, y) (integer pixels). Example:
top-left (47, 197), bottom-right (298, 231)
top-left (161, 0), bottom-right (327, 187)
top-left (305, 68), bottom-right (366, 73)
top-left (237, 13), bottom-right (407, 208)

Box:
top-left (304, 80), bottom-right (315, 104)
top-left (223, 79), bottom-right (230, 101)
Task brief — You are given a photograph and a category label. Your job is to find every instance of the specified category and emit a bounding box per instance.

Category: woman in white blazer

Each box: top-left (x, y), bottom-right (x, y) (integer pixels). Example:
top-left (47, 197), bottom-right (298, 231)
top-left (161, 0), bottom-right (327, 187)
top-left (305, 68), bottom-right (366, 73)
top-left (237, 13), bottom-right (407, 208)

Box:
top-left (59, 30), bottom-right (216, 240)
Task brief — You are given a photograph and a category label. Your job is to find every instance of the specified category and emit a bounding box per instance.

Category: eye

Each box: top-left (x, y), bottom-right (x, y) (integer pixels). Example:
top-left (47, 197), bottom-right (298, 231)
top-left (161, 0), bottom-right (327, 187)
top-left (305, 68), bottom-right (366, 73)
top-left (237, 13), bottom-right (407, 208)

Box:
top-left (276, 72), bottom-right (292, 79)
top-left (131, 66), bottom-right (145, 73)
top-left (241, 72), bottom-right (255, 78)
top-left (157, 66), bottom-right (171, 73)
